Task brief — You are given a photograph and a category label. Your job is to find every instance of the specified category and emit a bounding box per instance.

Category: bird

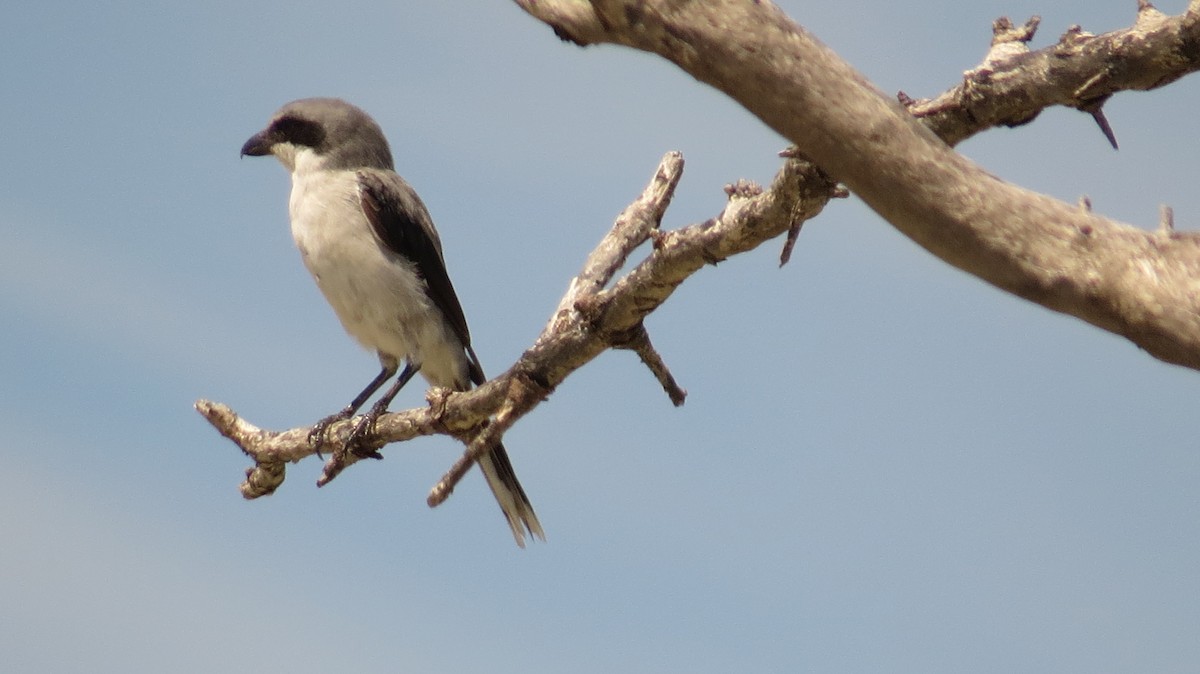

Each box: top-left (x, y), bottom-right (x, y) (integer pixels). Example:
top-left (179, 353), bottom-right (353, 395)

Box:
top-left (240, 97), bottom-right (543, 547)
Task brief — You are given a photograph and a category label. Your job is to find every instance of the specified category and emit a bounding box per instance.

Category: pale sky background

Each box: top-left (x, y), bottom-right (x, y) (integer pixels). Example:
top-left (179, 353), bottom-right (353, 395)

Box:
top-left (2, 2), bottom-right (1198, 672)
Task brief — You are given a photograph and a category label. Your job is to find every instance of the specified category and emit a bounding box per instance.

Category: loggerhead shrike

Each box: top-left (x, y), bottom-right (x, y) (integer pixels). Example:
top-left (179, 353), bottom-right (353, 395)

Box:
top-left (241, 97), bottom-right (543, 546)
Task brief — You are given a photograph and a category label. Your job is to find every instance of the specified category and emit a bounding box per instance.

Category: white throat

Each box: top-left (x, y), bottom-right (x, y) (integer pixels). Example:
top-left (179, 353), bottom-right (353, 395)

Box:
top-left (271, 143), bottom-right (329, 176)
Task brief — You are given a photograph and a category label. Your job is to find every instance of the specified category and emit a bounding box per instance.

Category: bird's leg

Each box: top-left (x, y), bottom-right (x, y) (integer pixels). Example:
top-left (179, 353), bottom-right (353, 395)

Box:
top-left (341, 361), bottom-right (420, 459)
top-left (308, 361), bottom-right (398, 454)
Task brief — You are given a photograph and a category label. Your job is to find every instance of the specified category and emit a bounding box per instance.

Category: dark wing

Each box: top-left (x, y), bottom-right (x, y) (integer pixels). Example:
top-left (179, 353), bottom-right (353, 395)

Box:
top-left (357, 169), bottom-right (482, 384)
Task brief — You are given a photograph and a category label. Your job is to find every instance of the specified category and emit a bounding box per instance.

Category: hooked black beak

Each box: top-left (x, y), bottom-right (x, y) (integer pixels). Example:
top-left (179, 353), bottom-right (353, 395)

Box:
top-left (240, 130), bottom-right (273, 157)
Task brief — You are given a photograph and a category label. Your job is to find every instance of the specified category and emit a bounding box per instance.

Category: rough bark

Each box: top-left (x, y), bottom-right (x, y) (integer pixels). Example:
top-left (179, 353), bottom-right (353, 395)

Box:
top-left (515, 0), bottom-right (1200, 370)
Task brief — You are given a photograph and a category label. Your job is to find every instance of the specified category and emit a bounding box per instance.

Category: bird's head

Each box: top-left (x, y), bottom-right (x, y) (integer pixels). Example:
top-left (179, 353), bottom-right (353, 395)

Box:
top-left (241, 97), bottom-right (394, 174)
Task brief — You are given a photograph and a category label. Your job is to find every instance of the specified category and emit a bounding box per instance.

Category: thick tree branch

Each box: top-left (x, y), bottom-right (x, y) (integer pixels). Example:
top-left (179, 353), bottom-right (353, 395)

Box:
top-left (515, 0), bottom-right (1200, 370)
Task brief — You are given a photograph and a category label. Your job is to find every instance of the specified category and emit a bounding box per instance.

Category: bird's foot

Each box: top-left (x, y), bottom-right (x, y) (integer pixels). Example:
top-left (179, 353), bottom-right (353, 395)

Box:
top-left (334, 402), bottom-right (388, 463)
top-left (308, 408), bottom-right (354, 459)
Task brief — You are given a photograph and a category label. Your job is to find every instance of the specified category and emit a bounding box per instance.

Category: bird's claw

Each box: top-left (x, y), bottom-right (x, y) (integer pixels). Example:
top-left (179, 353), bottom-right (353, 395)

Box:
top-left (332, 413), bottom-right (385, 463)
top-left (308, 409), bottom-right (354, 460)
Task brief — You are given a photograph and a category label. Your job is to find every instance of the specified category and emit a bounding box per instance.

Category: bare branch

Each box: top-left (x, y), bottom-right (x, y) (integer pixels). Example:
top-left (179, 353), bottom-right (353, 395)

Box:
top-left (562, 151), bottom-right (683, 303)
top-left (908, 3), bottom-right (1200, 146)
top-left (614, 323), bottom-right (687, 406)
top-left (427, 372), bottom-right (544, 506)
top-left (514, 0), bottom-right (1200, 371)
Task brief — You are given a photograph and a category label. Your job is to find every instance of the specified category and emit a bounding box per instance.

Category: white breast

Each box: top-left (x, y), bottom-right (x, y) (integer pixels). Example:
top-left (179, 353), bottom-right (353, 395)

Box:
top-left (286, 167), bottom-right (470, 389)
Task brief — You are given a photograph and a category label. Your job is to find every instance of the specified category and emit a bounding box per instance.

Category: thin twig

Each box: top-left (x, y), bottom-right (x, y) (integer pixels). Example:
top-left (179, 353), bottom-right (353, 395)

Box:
top-left (613, 323), bottom-right (687, 406)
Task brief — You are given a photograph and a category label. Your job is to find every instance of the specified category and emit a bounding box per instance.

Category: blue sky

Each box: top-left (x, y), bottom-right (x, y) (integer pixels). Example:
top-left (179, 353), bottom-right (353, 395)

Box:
top-left (2, 1), bottom-right (1198, 672)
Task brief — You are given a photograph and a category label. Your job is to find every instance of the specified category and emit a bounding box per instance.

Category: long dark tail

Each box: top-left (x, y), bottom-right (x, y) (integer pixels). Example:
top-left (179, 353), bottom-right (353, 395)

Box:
top-left (477, 441), bottom-right (544, 547)
top-left (462, 345), bottom-right (543, 546)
